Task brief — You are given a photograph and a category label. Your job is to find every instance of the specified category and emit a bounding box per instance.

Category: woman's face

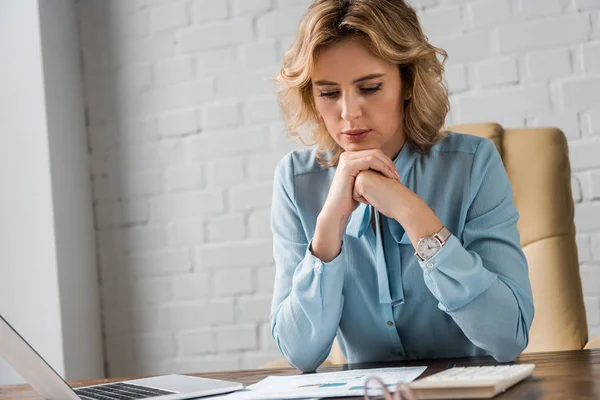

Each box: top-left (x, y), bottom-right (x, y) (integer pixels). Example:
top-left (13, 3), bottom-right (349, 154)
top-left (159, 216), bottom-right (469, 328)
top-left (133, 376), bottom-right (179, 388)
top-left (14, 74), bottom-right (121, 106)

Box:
top-left (311, 37), bottom-right (407, 160)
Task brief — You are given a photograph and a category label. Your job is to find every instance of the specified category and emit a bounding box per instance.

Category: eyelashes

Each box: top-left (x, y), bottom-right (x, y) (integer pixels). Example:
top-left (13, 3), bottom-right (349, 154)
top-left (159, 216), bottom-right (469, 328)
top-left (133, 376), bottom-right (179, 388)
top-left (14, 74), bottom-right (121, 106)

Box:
top-left (318, 83), bottom-right (383, 99)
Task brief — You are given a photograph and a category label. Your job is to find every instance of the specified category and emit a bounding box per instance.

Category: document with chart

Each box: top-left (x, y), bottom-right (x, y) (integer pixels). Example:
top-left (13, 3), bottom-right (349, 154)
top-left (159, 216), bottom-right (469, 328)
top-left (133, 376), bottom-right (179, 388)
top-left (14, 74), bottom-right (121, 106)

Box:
top-left (245, 366), bottom-right (427, 398)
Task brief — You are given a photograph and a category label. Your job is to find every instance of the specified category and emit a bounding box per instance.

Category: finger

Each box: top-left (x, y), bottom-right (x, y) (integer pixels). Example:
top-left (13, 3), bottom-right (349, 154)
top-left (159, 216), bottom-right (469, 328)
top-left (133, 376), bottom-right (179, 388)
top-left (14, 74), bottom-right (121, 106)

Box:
top-left (352, 156), bottom-right (398, 180)
top-left (346, 149), bottom-right (400, 180)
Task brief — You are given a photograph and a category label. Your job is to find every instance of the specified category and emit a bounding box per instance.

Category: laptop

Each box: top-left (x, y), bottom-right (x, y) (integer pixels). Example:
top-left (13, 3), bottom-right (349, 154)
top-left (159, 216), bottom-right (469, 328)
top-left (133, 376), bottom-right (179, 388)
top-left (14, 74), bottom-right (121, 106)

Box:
top-left (0, 314), bottom-right (244, 400)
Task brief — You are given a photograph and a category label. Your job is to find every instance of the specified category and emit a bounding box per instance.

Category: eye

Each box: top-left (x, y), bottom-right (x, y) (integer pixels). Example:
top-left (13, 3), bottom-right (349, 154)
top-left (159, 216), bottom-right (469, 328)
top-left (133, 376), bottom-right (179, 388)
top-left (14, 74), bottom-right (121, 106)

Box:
top-left (318, 90), bottom-right (340, 99)
top-left (360, 83), bottom-right (383, 95)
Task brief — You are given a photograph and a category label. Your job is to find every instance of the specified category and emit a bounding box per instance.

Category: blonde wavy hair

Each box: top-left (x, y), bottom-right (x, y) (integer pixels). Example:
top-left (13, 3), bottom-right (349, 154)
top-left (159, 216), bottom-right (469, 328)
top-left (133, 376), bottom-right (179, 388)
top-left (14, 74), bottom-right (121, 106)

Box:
top-left (274, 0), bottom-right (450, 167)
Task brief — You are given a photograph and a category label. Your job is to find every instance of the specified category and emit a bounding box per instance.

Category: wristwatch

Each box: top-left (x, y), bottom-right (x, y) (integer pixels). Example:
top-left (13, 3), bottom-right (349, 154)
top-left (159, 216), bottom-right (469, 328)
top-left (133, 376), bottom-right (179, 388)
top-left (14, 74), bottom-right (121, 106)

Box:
top-left (414, 226), bottom-right (452, 261)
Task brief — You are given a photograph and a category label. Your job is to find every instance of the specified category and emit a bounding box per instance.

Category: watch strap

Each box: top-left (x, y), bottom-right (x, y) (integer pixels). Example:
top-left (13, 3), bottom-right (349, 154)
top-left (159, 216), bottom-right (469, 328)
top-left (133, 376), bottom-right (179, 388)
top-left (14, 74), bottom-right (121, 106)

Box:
top-left (434, 226), bottom-right (451, 245)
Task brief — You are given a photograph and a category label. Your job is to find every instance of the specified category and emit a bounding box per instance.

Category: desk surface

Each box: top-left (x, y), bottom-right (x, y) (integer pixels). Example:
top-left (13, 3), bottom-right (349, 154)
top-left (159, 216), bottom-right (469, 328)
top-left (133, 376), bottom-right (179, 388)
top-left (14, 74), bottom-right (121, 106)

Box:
top-left (1, 349), bottom-right (599, 399)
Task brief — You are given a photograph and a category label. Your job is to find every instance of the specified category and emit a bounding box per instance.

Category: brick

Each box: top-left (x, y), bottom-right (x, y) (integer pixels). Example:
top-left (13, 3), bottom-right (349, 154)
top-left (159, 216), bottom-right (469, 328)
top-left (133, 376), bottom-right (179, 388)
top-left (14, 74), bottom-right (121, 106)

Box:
top-left (177, 329), bottom-right (215, 355)
top-left (577, 235), bottom-right (592, 263)
top-left (215, 325), bottom-right (258, 351)
top-left (131, 333), bottom-right (176, 360)
top-left (572, 176), bottom-right (583, 204)
top-left (127, 249), bottom-right (192, 275)
top-left (204, 101), bottom-right (241, 130)
top-left (583, 42), bottom-right (600, 73)
top-left (233, 0), bottom-right (273, 16)
top-left (467, 0), bottom-right (511, 28)
top-left (240, 351), bottom-right (283, 370)
top-left (181, 18), bottom-right (252, 52)
top-left (164, 355), bottom-right (239, 373)
top-left (275, 0), bottom-right (312, 6)
top-left (115, 64), bottom-right (153, 92)
top-left (257, 7), bottom-right (306, 38)
top-left (117, 225), bottom-right (167, 252)
top-left (116, 118), bottom-right (160, 144)
top-left (593, 11), bottom-right (600, 39)
top-left (580, 265), bottom-right (600, 294)
top-left (590, 171), bottom-right (600, 200)
top-left (107, 8), bottom-right (149, 38)
top-left (230, 182), bottom-right (274, 210)
top-left (165, 164), bottom-right (204, 192)
top-left (574, 0), bottom-right (600, 10)
top-left (497, 15), bottom-right (589, 53)
top-left (155, 57), bottom-right (194, 86)
top-left (115, 171), bottom-right (163, 198)
top-left (161, 300), bottom-right (235, 330)
top-left (206, 157), bottom-right (246, 186)
top-left (206, 214), bottom-right (246, 242)
top-left (529, 111), bottom-right (580, 139)
top-left (157, 110), bottom-right (201, 137)
top-left (243, 95), bottom-right (281, 123)
top-left (456, 84), bottom-right (551, 121)
top-left (127, 276), bottom-right (173, 308)
top-left (142, 80), bottom-right (214, 113)
top-left (584, 296), bottom-right (600, 325)
top-left (259, 321), bottom-right (279, 351)
top-left (196, 49), bottom-right (236, 75)
top-left (525, 48), bottom-right (572, 82)
top-left (112, 33), bottom-right (176, 66)
top-left (172, 273), bottom-right (210, 301)
top-left (158, 190), bottom-right (225, 221)
top-left (434, 31), bottom-right (492, 62)
top-left (95, 199), bottom-right (149, 228)
top-left (192, 0), bottom-right (228, 22)
top-left (419, 6), bottom-right (465, 38)
top-left (257, 266), bottom-right (276, 293)
top-left (214, 68), bottom-right (280, 98)
top-left (475, 57), bottom-right (518, 88)
top-left (247, 151), bottom-right (285, 181)
top-left (169, 220), bottom-right (205, 246)
top-left (214, 268), bottom-right (253, 295)
top-left (240, 41), bottom-right (279, 69)
top-left (582, 104), bottom-right (600, 135)
top-left (569, 140), bottom-right (600, 170)
top-left (189, 127), bottom-right (267, 159)
top-left (151, 1), bottom-right (188, 32)
top-left (445, 64), bottom-right (468, 94)
top-left (520, 0), bottom-right (568, 18)
top-left (249, 209), bottom-right (272, 238)
top-left (575, 202), bottom-right (600, 232)
top-left (593, 234), bottom-right (600, 261)
top-left (195, 241), bottom-right (273, 269)
top-left (237, 295), bottom-right (272, 322)
top-left (112, 141), bottom-right (187, 172)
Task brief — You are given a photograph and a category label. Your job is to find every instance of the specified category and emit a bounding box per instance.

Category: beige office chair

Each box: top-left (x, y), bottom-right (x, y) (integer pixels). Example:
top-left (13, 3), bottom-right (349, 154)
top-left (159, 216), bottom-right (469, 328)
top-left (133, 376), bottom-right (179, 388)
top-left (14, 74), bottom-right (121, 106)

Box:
top-left (262, 123), bottom-right (600, 369)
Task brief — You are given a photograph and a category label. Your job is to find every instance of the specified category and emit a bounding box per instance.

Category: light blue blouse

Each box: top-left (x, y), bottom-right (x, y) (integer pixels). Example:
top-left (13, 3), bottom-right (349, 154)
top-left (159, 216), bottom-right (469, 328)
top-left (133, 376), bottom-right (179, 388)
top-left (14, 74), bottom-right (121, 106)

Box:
top-left (269, 131), bottom-right (534, 373)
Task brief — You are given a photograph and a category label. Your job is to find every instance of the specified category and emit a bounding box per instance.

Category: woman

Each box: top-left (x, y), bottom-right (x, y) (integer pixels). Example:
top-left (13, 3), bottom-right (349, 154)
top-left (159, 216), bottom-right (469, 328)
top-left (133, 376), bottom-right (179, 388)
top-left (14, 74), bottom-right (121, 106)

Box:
top-left (270, 0), bottom-right (534, 373)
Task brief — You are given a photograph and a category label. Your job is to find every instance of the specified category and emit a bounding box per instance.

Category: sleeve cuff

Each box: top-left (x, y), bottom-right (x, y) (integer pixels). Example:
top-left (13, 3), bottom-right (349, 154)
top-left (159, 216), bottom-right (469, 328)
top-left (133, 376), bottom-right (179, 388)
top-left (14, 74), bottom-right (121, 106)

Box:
top-left (419, 235), bottom-right (497, 312)
top-left (305, 239), bottom-right (345, 275)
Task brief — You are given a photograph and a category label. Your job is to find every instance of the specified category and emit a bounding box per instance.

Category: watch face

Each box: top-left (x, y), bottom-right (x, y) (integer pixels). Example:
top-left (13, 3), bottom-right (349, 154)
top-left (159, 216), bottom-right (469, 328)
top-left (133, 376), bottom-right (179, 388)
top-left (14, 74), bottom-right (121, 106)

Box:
top-left (417, 237), bottom-right (441, 260)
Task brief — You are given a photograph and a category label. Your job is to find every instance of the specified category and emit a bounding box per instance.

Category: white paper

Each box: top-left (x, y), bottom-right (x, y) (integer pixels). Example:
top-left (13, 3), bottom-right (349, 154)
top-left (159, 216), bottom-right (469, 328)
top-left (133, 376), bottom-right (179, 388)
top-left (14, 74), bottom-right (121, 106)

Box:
top-left (245, 366), bottom-right (427, 399)
top-left (201, 389), bottom-right (319, 400)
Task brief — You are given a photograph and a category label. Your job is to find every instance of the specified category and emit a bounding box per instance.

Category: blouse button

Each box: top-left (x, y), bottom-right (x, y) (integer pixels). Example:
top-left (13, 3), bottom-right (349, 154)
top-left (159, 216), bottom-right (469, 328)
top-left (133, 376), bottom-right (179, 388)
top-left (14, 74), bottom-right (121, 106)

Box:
top-left (387, 321), bottom-right (394, 326)
top-left (426, 262), bottom-right (434, 269)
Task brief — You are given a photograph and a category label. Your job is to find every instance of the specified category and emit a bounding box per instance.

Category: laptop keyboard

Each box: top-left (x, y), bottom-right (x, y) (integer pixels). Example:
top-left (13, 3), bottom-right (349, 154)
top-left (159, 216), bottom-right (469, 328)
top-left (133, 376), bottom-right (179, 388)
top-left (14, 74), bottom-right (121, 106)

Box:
top-left (74, 382), bottom-right (176, 400)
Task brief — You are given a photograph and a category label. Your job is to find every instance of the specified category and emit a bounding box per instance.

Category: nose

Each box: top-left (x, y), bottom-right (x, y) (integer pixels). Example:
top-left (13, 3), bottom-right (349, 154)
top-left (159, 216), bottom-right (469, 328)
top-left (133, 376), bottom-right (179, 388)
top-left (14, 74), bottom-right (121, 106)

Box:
top-left (340, 92), bottom-right (362, 122)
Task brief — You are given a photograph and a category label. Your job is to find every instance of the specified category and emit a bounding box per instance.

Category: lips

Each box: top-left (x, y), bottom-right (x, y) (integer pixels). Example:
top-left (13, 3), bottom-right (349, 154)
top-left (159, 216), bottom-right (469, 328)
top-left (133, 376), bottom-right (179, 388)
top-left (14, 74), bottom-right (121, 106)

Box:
top-left (342, 129), bottom-right (371, 136)
top-left (342, 129), bottom-right (371, 143)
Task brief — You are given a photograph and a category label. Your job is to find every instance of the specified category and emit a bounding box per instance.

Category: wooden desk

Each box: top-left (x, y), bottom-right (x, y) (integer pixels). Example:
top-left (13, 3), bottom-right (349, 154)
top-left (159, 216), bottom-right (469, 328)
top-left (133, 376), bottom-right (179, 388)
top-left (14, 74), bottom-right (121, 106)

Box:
top-left (2, 349), bottom-right (599, 399)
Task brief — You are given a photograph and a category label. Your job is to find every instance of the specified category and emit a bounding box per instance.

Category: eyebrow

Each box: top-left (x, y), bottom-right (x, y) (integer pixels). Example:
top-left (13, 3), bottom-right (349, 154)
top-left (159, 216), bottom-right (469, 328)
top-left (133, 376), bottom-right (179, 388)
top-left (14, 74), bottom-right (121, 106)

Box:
top-left (313, 73), bottom-right (385, 86)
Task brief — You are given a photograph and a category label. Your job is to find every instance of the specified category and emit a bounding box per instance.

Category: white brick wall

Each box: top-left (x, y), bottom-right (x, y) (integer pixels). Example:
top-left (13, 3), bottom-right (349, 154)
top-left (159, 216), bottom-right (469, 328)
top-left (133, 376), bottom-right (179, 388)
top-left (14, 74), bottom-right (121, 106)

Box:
top-left (77, 0), bottom-right (600, 377)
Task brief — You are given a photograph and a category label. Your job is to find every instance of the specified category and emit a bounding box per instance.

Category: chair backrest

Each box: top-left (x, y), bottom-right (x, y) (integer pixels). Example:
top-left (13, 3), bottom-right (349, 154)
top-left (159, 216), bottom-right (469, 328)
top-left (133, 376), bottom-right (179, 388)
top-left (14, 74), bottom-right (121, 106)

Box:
top-left (450, 123), bottom-right (589, 352)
